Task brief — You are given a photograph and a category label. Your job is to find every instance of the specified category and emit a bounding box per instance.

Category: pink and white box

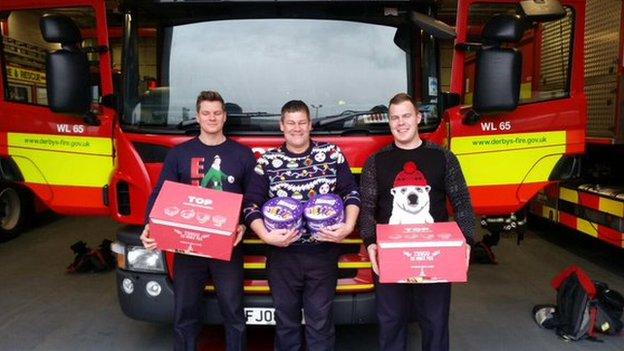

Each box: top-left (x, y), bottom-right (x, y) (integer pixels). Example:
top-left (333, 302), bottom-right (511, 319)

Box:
top-left (149, 180), bottom-right (242, 261)
top-left (376, 222), bottom-right (469, 283)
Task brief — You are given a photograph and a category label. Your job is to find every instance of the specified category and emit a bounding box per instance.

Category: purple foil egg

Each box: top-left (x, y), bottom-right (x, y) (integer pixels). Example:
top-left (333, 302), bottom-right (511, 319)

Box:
top-left (262, 197), bottom-right (304, 232)
top-left (304, 194), bottom-right (345, 237)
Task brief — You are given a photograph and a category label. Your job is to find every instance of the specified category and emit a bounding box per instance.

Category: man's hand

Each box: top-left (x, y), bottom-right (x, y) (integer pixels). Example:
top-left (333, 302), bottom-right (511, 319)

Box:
top-left (367, 243), bottom-right (379, 275)
top-left (262, 228), bottom-right (300, 247)
top-left (316, 223), bottom-right (354, 243)
top-left (140, 224), bottom-right (158, 251)
top-left (234, 224), bottom-right (246, 247)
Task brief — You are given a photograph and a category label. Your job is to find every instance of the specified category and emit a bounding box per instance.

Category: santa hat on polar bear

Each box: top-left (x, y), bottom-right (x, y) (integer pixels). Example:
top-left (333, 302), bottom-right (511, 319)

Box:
top-left (393, 161), bottom-right (428, 187)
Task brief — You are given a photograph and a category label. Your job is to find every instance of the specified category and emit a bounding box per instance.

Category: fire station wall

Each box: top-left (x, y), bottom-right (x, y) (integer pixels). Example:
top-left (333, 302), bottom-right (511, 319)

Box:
top-left (7, 11), bottom-right (57, 52)
top-left (584, 0), bottom-right (622, 139)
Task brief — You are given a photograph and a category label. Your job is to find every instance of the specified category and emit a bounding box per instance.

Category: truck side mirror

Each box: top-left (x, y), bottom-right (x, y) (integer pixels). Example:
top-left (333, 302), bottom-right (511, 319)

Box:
top-left (441, 92), bottom-right (461, 111)
top-left (473, 14), bottom-right (523, 114)
top-left (40, 14), bottom-right (90, 114)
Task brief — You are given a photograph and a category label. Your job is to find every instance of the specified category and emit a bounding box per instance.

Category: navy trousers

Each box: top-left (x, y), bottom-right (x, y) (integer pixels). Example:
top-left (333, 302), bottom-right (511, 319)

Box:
top-left (374, 276), bottom-right (451, 351)
top-left (267, 245), bottom-right (340, 351)
top-left (173, 246), bottom-right (246, 351)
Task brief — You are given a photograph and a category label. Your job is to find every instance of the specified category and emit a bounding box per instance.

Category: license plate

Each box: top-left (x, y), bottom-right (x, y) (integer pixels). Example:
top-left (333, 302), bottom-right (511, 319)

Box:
top-left (244, 308), bottom-right (305, 325)
top-left (244, 307), bottom-right (276, 325)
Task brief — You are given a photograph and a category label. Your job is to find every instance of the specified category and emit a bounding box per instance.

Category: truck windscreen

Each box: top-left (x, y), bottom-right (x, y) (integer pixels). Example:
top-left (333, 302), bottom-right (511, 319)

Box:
top-left (129, 19), bottom-right (408, 134)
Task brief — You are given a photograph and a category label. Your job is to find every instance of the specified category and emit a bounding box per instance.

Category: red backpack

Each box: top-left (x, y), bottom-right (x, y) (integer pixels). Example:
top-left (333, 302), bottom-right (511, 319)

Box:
top-left (533, 265), bottom-right (623, 341)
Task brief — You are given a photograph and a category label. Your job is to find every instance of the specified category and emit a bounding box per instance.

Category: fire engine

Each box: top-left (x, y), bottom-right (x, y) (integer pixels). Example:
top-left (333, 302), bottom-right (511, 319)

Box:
top-left (0, 0), bottom-right (585, 324)
top-left (529, 0), bottom-right (624, 249)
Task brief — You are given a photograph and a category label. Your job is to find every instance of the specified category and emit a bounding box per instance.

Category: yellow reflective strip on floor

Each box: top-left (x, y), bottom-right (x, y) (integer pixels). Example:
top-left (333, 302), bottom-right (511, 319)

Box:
top-left (576, 218), bottom-right (598, 237)
top-left (559, 187), bottom-right (578, 204)
top-left (451, 131), bottom-right (566, 186)
top-left (8, 133), bottom-right (112, 155)
top-left (599, 197), bottom-right (624, 217)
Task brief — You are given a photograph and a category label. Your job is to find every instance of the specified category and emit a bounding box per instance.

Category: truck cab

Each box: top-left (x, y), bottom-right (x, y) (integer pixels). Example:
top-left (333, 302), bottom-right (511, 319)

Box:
top-left (0, 0), bottom-right (586, 324)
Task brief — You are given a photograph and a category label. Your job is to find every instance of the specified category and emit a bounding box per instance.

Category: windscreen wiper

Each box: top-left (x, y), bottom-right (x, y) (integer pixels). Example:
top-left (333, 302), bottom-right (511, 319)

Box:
top-left (176, 118), bottom-right (198, 129)
top-left (176, 112), bottom-right (281, 130)
top-left (314, 110), bottom-right (376, 128)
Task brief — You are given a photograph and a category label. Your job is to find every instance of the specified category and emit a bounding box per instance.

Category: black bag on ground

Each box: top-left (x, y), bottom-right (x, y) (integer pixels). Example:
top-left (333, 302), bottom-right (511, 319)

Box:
top-left (594, 281), bottom-right (624, 335)
top-left (532, 265), bottom-right (624, 341)
top-left (67, 239), bottom-right (115, 273)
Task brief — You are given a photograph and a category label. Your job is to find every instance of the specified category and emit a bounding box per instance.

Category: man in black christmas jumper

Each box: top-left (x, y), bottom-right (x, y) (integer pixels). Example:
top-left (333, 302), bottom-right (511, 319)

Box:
top-left (244, 100), bottom-right (360, 351)
top-left (141, 91), bottom-right (253, 351)
top-left (359, 93), bottom-right (475, 351)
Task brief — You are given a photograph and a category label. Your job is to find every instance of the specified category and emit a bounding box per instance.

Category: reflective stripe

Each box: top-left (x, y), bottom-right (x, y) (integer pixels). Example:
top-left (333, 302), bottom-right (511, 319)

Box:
top-left (8, 133), bottom-right (112, 155)
top-left (242, 261), bottom-right (372, 269)
top-left (599, 197), bottom-right (624, 217)
top-left (520, 82), bottom-right (532, 100)
top-left (542, 204), bottom-right (559, 222)
top-left (205, 283), bottom-right (374, 293)
top-left (243, 238), bottom-right (363, 245)
top-left (338, 262), bottom-right (372, 269)
top-left (7, 133), bottom-right (113, 187)
top-left (451, 131), bottom-right (567, 186)
top-left (577, 218), bottom-right (598, 238)
top-left (559, 187), bottom-right (578, 203)
top-left (244, 262), bottom-right (266, 269)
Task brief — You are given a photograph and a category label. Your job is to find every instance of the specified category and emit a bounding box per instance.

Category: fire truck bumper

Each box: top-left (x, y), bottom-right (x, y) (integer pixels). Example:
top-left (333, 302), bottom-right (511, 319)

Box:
top-left (115, 269), bottom-right (376, 324)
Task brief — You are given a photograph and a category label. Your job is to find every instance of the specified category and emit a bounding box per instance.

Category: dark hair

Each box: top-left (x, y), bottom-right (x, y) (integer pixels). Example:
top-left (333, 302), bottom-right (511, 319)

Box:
top-left (196, 91), bottom-right (225, 112)
top-left (388, 93), bottom-right (419, 110)
top-left (281, 100), bottom-right (310, 121)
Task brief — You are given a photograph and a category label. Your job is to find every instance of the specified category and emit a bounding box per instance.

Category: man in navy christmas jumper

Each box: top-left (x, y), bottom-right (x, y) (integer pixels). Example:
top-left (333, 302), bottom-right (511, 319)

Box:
top-left (244, 100), bottom-right (360, 351)
top-left (359, 93), bottom-right (475, 351)
top-left (141, 91), bottom-right (254, 351)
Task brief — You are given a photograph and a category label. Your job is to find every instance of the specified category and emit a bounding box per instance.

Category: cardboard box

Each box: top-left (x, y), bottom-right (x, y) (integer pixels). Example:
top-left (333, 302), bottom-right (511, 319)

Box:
top-left (376, 222), bottom-right (469, 283)
top-left (149, 180), bottom-right (242, 261)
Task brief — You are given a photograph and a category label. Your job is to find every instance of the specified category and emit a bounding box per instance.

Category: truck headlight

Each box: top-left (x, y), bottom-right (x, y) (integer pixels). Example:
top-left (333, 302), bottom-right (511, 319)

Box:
top-left (126, 246), bottom-right (165, 273)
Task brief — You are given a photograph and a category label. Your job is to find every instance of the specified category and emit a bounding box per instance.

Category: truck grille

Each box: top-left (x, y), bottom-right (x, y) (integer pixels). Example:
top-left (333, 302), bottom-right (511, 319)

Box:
top-left (204, 236), bottom-right (372, 294)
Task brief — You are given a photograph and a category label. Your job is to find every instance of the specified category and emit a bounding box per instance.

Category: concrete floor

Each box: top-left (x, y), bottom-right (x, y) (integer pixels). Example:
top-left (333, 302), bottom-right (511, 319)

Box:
top-left (0, 215), bottom-right (623, 350)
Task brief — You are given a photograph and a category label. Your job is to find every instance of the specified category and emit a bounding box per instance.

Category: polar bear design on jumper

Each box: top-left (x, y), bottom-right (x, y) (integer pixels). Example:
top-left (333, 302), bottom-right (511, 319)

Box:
top-left (389, 161), bottom-right (434, 224)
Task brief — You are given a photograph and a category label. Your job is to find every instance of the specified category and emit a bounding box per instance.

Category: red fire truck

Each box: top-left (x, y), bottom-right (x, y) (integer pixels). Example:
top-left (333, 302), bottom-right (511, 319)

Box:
top-left (529, 0), bottom-right (624, 249)
top-left (0, 0), bottom-right (585, 324)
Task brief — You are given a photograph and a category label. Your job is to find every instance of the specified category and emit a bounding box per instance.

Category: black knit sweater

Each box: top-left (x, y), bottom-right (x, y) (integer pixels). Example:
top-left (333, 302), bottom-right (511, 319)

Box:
top-left (358, 141), bottom-right (475, 247)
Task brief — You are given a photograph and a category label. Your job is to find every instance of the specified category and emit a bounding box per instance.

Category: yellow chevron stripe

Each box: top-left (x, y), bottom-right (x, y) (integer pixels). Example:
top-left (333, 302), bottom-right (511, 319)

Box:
top-left (576, 218), bottom-right (598, 238)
